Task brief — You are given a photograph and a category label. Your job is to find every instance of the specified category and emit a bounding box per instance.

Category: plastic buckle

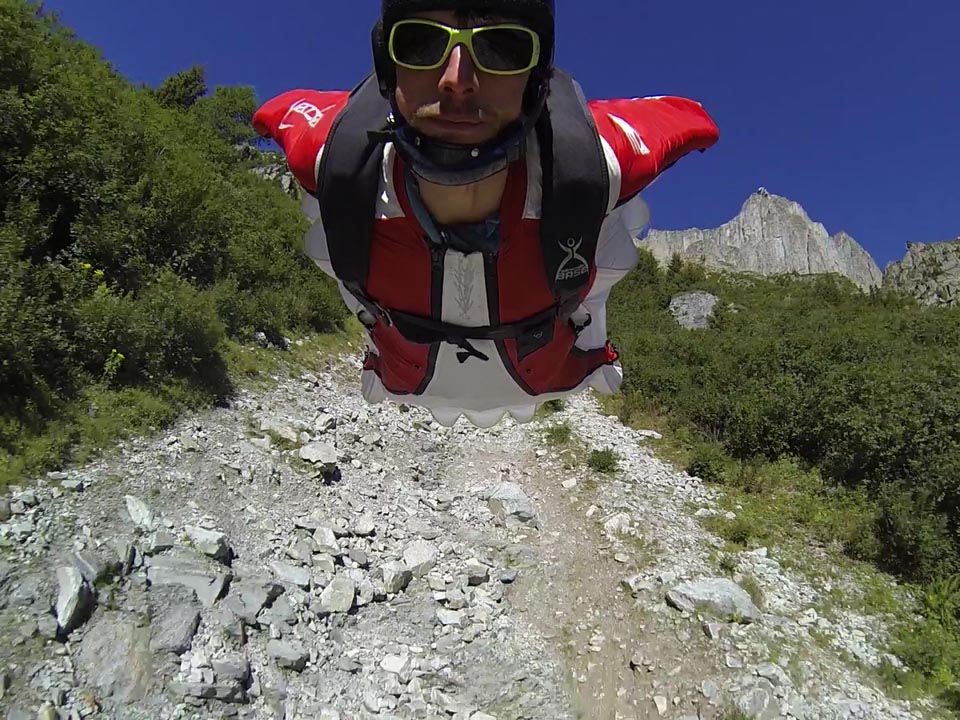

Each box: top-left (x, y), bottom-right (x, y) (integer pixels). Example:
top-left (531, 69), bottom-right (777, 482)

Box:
top-left (374, 302), bottom-right (393, 327)
top-left (571, 311), bottom-right (593, 335)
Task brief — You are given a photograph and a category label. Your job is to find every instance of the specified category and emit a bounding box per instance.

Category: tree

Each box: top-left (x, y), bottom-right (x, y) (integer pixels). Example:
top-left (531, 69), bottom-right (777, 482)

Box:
top-left (154, 64), bottom-right (206, 110)
top-left (189, 85), bottom-right (258, 146)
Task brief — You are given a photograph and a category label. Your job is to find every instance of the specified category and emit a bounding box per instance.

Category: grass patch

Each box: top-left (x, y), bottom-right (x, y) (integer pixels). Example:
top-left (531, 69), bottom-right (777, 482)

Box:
top-left (877, 575), bottom-right (960, 710)
top-left (218, 339), bottom-right (285, 386)
top-left (587, 448), bottom-right (620, 474)
top-left (694, 456), bottom-right (879, 562)
top-left (612, 398), bottom-right (880, 573)
top-left (860, 574), bottom-right (902, 617)
top-left (285, 318), bottom-right (366, 367)
top-left (0, 324), bottom-right (363, 491)
top-left (0, 380), bottom-right (208, 489)
top-left (615, 530), bottom-right (661, 569)
top-left (264, 430), bottom-right (299, 452)
top-left (717, 552), bottom-right (738, 576)
top-left (544, 422), bottom-right (573, 446)
top-left (686, 442), bottom-right (735, 485)
top-left (620, 410), bottom-right (960, 714)
top-left (740, 574), bottom-right (765, 610)
top-left (534, 398), bottom-right (566, 420)
top-left (596, 392), bottom-right (700, 470)
top-left (220, 318), bottom-right (364, 389)
top-left (808, 627), bottom-right (834, 649)
top-left (717, 711), bottom-right (754, 720)
top-left (535, 410), bottom-right (594, 473)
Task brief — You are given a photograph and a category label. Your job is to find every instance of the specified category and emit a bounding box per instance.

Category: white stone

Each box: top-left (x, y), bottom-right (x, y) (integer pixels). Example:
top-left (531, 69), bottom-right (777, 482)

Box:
top-left (319, 576), bottom-right (355, 613)
top-left (185, 525), bottom-right (230, 561)
top-left (299, 443), bottom-right (338, 471)
top-left (124, 496), bottom-right (155, 530)
top-left (403, 540), bottom-right (438, 578)
top-left (313, 526), bottom-right (342, 556)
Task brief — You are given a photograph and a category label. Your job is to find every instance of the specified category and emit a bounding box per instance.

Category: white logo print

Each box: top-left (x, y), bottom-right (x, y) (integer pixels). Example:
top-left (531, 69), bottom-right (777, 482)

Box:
top-left (556, 238), bottom-right (589, 281)
top-left (284, 101), bottom-right (337, 128)
top-left (453, 255), bottom-right (475, 321)
top-left (608, 114), bottom-right (651, 156)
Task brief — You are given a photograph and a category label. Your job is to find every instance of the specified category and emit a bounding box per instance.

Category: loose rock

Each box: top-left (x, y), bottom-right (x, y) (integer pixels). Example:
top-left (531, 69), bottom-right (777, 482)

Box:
top-left (149, 586), bottom-right (201, 654)
top-left (185, 525), bottom-right (232, 564)
top-left (221, 578), bottom-right (284, 625)
top-left (269, 560), bottom-right (311, 590)
top-left (299, 442), bottom-right (339, 473)
top-left (487, 482), bottom-right (537, 525)
top-left (267, 640), bottom-right (308, 672)
top-left (71, 551), bottom-right (111, 585)
top-left (124, 495), bottom-right (156, 531)
top-left (319, 576), bottom-right (355, 614)
top-left (465, 559), bottom-right (489, 585)
top-left (147, 554), bottom-right (230, 607)
top-left (76, 612), bottom-right (153, 704)
top-left (379, 561), bottom-right (413, 594)
top-left (665, 577), bottom-right (761, 623)
top-left (55, 566), bottom-right (93, 634)
top-left (403, 540), bottom-right (438, 578)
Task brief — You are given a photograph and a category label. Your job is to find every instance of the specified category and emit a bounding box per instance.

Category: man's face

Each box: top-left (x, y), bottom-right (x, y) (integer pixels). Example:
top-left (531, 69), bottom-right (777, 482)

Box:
top-left (393, 10), bottom-right (532, 146)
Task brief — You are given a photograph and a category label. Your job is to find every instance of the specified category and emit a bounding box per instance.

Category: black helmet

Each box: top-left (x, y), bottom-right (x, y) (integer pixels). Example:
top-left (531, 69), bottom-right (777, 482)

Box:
top-left (371, 0), bottom-right (556, 186)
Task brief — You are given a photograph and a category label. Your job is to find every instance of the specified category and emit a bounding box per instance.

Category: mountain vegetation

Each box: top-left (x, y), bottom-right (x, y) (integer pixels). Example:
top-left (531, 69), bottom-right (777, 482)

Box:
top-left (0, 0), bottom-right (348, 483)
top-left (606, 253), bottom-right (960, 705)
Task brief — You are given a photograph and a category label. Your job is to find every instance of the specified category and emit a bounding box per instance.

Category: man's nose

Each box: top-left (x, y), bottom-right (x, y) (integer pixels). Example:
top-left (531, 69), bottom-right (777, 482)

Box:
top-left (438, 43), bottom-right (479, 95)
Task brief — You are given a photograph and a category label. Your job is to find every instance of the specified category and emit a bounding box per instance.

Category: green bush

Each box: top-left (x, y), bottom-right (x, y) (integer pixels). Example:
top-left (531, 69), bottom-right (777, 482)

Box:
top-left (588, 448), bottom-right (620, 474)
top-left (0, 1), bottom-right (348, 479)
top-left (886, 614), bottom-right (960, 705)
top-left (608, 253), bottom-right (960, 585)
top-left (545, 423), bottom-right (572, 446)
top-left (874, 485), bottom-right (960, 583)
top-left (542, 398), bottom-right (566, 413)
top-left (686, 443), bottom-right (730, 484)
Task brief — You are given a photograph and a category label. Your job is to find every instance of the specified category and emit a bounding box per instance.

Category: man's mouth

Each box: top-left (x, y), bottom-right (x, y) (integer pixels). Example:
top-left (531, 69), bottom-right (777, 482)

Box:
top-left (416, 103), bottom-right (484, 125)
top-left (422, 116), bottom-right (487, 138)
top-left (436, 115), bottom-right (482, 125)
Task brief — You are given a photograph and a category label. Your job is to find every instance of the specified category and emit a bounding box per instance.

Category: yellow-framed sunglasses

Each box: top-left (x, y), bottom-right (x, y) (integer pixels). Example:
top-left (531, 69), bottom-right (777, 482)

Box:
top-left (388, 18), bottom-right (541, 75)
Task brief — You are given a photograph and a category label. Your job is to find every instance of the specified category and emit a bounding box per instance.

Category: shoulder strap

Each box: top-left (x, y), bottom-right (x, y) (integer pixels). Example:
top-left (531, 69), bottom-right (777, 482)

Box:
top-left (535, 69), bottom-right (610, 303)
top-left (316, 72), bottom-right (391, 294)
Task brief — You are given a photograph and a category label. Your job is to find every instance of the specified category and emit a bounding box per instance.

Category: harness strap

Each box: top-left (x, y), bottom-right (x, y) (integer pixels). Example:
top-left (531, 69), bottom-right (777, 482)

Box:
top-left (390, 305), bottom-right (555, 344)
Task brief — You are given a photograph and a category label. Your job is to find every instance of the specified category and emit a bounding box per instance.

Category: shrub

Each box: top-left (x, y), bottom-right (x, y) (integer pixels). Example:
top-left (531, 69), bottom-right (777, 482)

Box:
top-left (545, 423), bottom-right (572, 446)
top-left (686, 443), bottom-right (730, 485)
top-left (588, 448), bottom-right (620, 474)
top-left (0, 1), bottom-right (347, 478)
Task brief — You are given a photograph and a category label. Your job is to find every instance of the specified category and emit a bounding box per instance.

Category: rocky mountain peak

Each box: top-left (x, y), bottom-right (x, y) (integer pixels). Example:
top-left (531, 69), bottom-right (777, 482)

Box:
top-left (883, 236), bottom-right (960, 306)
top-left (641, 189), bottom-right (883, 291)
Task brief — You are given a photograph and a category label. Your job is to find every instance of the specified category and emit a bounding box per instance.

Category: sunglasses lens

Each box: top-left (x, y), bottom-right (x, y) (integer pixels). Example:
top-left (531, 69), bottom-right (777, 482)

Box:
top-left (391, 22), bottom-right (450, 67)
top-left (473, 27), bottom-right (536, 72)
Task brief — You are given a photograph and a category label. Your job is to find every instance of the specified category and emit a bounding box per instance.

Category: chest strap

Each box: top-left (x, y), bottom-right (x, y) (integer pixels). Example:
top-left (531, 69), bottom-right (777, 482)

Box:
top-left (348, 281), bottom-right (584, 363)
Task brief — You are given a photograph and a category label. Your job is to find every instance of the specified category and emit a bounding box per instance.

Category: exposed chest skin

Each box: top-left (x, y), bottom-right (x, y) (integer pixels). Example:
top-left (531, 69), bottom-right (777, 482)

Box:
top-left (415, 168), bottom-right (509, 225)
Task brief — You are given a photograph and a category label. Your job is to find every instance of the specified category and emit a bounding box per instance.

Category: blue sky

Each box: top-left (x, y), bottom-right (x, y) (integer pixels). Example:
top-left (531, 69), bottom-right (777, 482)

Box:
top-left (45, 0), bottom-right (959, 270)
